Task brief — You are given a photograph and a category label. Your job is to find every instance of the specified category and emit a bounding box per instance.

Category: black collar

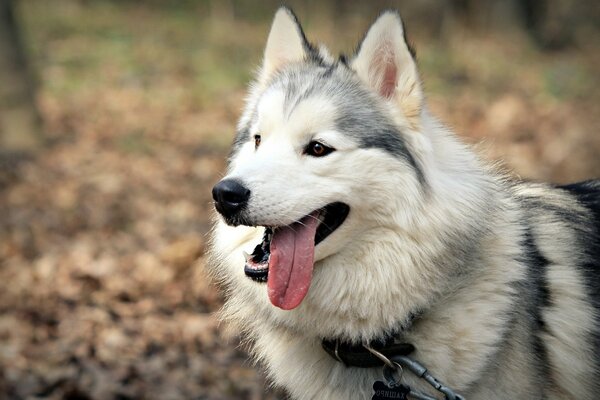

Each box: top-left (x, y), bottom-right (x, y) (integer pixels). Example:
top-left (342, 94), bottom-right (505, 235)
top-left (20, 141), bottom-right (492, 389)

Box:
top-left (321, 312), bottom-right (419, 368)
top-left (322, 338), bottom-right (414, 368)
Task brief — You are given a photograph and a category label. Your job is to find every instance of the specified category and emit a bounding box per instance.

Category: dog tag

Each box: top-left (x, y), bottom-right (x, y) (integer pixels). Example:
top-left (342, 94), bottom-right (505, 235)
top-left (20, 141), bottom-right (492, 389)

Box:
top-left (371, 380), bottom-right (410, 400)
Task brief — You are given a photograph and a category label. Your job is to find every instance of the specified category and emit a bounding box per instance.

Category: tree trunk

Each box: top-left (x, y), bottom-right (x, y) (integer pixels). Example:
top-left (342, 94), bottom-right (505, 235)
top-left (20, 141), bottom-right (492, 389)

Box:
top-left (0, 0), bottom-right (42, 153)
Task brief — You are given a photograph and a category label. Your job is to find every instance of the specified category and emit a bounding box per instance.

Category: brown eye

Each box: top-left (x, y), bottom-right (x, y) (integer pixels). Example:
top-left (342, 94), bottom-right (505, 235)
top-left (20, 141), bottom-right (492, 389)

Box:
top-left (254, 134), bottom-right (261, 149)
top-left (305, 141), bottom-right (334, 157)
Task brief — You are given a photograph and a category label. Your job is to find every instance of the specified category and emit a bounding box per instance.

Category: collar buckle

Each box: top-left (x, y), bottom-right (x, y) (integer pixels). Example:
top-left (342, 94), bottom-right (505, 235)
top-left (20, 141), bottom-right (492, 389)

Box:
top-left (322, 338), bottom-right (415, 368)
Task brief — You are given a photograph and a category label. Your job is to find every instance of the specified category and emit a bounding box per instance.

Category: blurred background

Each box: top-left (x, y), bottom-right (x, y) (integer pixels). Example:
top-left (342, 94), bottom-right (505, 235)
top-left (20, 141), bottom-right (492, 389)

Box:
top-left (0, 0), bottom-right (598, 399)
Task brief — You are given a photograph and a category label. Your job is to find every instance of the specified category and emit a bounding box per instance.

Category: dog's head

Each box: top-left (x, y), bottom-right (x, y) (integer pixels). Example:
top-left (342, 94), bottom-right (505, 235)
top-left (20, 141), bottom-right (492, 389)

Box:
top-left (212, 8), bottom-right (431, 310)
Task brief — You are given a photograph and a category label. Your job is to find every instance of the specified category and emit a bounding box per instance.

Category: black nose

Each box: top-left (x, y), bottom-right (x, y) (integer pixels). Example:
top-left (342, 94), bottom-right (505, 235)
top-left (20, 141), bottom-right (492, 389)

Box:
top-left (212, 179), bottom-right (251, 218)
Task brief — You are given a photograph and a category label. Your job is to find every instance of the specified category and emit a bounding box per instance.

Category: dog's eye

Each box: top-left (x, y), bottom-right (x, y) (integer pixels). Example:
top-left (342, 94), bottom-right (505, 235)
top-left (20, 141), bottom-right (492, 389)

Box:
top-left (305, 141), bottom-right (334, 157)
top-left (254, 134), bottom-right (261, 149)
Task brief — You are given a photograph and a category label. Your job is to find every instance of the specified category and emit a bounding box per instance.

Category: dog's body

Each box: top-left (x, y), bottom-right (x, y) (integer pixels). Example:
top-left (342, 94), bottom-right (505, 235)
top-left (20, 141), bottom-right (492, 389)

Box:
top-left (209, 8), bottom-right (600, 399)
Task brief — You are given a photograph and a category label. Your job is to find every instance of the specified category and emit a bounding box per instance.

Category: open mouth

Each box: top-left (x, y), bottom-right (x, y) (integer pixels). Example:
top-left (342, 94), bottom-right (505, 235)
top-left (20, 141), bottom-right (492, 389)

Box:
top-left (243, 202), bottom-right (350, 310)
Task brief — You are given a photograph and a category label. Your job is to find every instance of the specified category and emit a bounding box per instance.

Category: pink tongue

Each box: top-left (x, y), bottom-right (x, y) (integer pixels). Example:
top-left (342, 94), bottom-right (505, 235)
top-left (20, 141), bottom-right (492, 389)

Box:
top-left (268, 212), bottom-right (319, 310)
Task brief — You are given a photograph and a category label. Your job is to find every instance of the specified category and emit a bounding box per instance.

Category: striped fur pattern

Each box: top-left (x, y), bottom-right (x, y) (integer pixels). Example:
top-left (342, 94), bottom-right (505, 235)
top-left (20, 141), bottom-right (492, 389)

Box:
top-left (208, 7), bottom-right (600, 399)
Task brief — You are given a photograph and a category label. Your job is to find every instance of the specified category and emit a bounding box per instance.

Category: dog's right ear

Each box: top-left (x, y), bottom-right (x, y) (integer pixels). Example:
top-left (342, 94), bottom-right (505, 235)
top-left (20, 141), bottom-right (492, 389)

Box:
top-left (351, 11), bottom-right (423, 128)
top-left (258, 7), bottom-right (309, 84)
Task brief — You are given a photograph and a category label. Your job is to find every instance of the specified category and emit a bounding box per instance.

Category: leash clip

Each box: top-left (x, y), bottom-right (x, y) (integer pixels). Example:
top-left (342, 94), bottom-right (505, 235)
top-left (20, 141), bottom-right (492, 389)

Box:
top-left (389, 355), bottom-right (466, 400)
top-left (323, 340), bottom-right (463, 399)
top-left (364, 344), bottom-right (465, 400)
top-left (364, 344), bottom-right (405, 390)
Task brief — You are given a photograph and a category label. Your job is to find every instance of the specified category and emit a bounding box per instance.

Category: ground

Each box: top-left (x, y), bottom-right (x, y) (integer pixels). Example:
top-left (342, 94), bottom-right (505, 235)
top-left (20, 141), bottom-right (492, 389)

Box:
top-left (0, 1), bottom-right (598, 399)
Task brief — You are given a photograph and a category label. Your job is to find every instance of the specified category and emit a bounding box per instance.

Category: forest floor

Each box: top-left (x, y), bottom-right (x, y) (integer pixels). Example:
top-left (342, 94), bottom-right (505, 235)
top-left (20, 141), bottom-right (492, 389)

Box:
top-left (0, 1), bottom-right (598, 399)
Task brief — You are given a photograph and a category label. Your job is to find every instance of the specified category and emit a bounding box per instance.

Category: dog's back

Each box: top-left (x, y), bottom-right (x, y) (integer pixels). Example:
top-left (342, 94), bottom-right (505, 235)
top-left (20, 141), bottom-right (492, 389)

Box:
top-left (467, 179), bottom-right (600, 399)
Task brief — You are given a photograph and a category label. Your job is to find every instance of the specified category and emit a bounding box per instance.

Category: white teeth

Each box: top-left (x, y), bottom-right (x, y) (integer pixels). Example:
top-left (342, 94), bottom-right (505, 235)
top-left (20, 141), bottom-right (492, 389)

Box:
top-left (243, 251), bottom-right (251, 262)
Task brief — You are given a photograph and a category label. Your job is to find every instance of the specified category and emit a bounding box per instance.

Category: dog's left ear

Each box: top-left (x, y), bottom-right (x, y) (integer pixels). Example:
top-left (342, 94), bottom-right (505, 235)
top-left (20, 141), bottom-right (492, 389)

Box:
top-left (259, 7), bottom-right (309, 84)
top-left (351, 11), bottom-right (423, 126)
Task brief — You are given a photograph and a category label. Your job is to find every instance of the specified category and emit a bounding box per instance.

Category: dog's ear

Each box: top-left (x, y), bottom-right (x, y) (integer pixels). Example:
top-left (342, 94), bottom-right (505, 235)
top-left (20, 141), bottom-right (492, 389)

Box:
top-left (351, 11), bottom-right (423, 126)
top-left (259, 7), bottom-right (309, 84)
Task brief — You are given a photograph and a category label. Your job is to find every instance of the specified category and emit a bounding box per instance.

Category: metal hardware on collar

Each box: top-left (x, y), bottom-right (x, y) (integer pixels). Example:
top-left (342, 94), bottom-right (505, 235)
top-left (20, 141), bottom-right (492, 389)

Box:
top-left (323, 311), bottom-right (422, 368)
top-left (382, 361), bottom-right (404, 388)
top-left (333, 340), bottom-right (344, 364)
top-left (360, 344), bottom-right (465, 400)
top-left (321, 315), bottom-right (464, 399)
top-left (364, 344), bottom-right (397, 369)
top-left (389, 355), bottom-right (466, 400)
top-left (322, 339), bottom-right (415, 368)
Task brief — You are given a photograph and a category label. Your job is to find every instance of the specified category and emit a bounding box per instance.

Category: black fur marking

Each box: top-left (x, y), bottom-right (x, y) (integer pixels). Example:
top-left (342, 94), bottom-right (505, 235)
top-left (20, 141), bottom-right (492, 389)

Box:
top-left (363, 130), bottom-right (423, 184)
top-left (556, 179), bottom-right (600, 372)
top-left (320, 64), bottom-right (335, 79)
top-left (279, 6), bottom-right (326, 68)
top-left (400, 15), bottom-right (417, 59)
top-left (336, 112), bottom-right (425, 186)
top-left (521, 228), bottom-right (552, 394)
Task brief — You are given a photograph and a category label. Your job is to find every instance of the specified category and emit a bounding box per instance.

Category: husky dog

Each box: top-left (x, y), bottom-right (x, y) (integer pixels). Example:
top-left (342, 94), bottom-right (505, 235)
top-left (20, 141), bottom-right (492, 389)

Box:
top-left (209, 7), bottom-right (600, 400)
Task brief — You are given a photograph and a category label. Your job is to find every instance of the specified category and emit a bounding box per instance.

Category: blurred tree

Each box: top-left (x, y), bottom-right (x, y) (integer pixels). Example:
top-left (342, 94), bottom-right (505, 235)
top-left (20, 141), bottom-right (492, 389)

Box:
top-left (446, 0), bottom-right (579, 49)
top-left (0, 0), bottom-right (42, 154)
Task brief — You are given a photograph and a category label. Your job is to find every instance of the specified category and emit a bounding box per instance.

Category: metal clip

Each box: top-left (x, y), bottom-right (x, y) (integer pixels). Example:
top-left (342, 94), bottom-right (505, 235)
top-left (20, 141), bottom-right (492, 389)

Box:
top-left (382, 361), bottom-right (404, 388)
top-left (390, 355), bottom-right (466, 400)
top-left (364, 344), bottom-right (465, 400)
top-left (363, 343), bottom-right (396, 369)
top-left (364, 343), bottom-right (406, 389)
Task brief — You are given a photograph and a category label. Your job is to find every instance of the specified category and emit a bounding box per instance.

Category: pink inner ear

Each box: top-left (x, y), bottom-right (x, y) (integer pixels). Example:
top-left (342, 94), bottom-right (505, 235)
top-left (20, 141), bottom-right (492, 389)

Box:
top-left (380, 60), bottom-right (397, 98)
top-left (371, 42), bottom-right (398, 99)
